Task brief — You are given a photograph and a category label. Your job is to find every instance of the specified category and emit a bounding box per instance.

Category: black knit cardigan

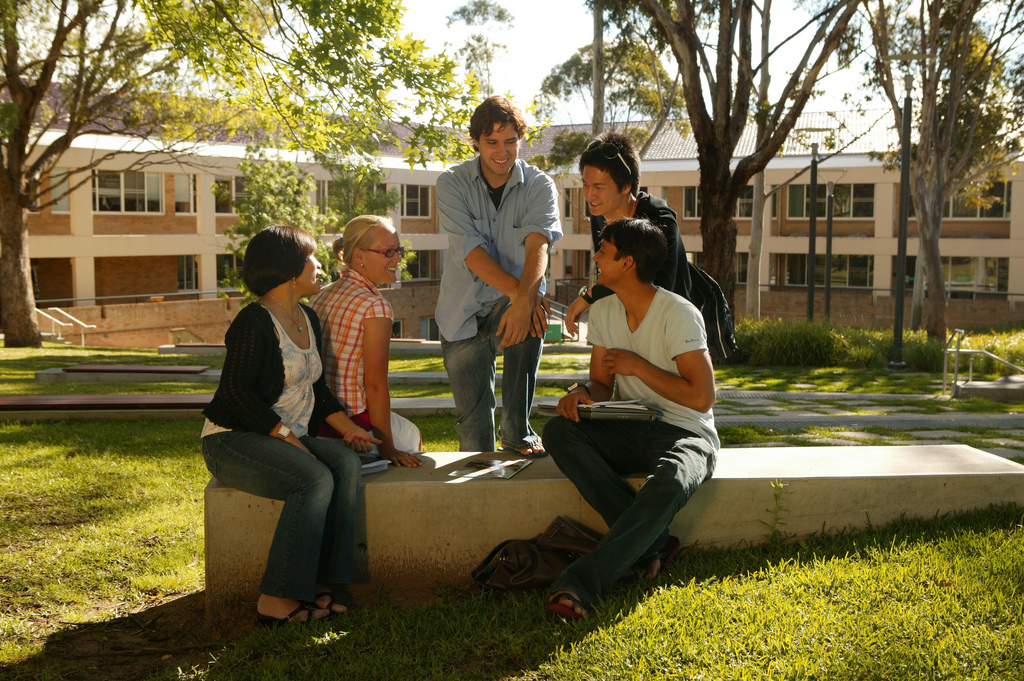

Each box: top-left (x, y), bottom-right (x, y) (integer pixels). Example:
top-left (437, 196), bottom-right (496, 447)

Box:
top-left (202, 301), bottom-right (344, 436)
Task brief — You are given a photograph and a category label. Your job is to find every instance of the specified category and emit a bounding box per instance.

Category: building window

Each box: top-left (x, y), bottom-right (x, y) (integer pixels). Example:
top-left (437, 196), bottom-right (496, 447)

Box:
top-left (216, 253), bottom-right (240, 287)
top-left (51, 169), bottom-right (71, 212)
top-left (174, 174), bottom-right (197, 214)
top-left (788, 184), bottom-right (875, 219)
top-left (940, 256), bottom-right (1009, 294)
top-left (402, 185), bottom-right (430, 217)
top-left (391, 320), bottom-right (403, 338)
top-left (316, 179), bottom-right (332, 214)
top-left (563, 189), bottom-right (572, 219)
top-left (178, 255), bottom-right (198, 291)
top-left (684, 186), bottom-right (701, 218)
top-left (945, 182), bottom-right (1011, 219)
top-left (420, 317), bottom-right (439, 341)
top-left (405, 250), bottom-right (439, 280)
top-left (783, 253), bottom-right (874, 287)
top-left (736, 186), bottom-right (754, 218)
top-left (736, 252), bottom-right (749, 284)
top-left (93, 171), bottom-right (162, 213)
top-left (214, 177), bottom-right (232, 214)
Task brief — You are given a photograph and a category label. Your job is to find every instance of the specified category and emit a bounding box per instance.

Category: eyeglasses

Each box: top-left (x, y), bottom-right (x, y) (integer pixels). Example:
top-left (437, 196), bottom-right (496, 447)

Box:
top-left (364, 246), bottom-right (406, 258)
top-left (586, 140), bottom-right (630, 174)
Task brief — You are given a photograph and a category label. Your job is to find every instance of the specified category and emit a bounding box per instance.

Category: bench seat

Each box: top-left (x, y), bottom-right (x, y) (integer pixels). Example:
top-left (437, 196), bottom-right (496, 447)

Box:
top-left (204, 444), bottom-right (1024, 622)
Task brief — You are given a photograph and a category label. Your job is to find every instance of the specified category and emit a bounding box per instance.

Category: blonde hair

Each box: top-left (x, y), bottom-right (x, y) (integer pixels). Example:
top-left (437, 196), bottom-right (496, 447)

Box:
top-left (337, 215), bottom-right (394, 268)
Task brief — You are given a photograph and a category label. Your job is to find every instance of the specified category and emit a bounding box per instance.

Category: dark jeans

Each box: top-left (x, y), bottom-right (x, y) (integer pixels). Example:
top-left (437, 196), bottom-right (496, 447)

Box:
top-left (440, 296), bottom-right (543, 452)
top-left (543, 416), bottom-right (716, 609)
top-left (202, 430), bottom-right (361, 601)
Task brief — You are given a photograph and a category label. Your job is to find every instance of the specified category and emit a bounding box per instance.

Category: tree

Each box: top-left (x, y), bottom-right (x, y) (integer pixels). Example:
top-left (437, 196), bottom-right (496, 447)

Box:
top-left (638, 0), bottom-right (862, 309)
top-left (219, 148), bottom-right (335, 297)
top-left (145, 0), bottom-right (476, 168)
top-left (0, 0), bottom-right (218, 347)
top-left (865, 0), bottom-right (1024, 338)
top-left (445, 0), bottom-right (515, 96)
top-left (318, 154), bottom-right (401, 228)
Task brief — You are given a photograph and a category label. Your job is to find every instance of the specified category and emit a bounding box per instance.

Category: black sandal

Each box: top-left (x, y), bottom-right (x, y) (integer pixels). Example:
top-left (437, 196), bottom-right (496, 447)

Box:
top-left (315, 591), bottom-right (349, 615)
top-left (257, 602), bottom-right (333, 628)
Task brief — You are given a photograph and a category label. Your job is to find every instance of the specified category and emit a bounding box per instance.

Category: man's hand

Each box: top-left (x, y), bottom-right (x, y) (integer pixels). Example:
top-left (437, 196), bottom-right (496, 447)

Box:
top-left (564, 296), bottom-right (591, 337)
top-left (532, 297), bottom-right (551, 338)
top-left (556, 389), bottom-right (595, 422)
top-left (497, 296), bottom-right (535, 349)
top-left (600, 348), bottom-right (648, 377)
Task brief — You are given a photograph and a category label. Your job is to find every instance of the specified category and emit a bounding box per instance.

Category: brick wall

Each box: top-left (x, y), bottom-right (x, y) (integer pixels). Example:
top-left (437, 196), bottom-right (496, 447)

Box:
top-left (51, 297), bottom-right (243, 348)
top-left (380, 283), bottom-right (440, 338)
top-left (95, 256), bottom-right (179, 298)
top-left (32, 258), bottom-right (73, 305)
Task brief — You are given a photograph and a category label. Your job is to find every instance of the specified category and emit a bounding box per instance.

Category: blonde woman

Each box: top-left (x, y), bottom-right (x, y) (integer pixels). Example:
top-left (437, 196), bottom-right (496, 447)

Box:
top-left (311, 215), bottom-right (423, 467)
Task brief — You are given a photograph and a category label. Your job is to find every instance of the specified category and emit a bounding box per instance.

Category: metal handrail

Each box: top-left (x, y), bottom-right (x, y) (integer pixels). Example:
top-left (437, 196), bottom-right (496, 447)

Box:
top-left (47, 307), bottom-right (97, 346)
top-left (34, 308), bottom-right (71, 342)
top-left (943, 328), bottom-right (1024, 397)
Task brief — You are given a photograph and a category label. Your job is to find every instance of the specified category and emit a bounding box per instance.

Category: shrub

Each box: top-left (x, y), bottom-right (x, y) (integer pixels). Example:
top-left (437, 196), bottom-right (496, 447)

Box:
top-left (736, 318), bottom-right (850, 366)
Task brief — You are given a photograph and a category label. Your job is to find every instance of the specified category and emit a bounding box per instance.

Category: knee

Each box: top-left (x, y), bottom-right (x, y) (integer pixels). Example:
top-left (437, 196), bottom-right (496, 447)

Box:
top-left (542, 417), bottom-right (584, 458)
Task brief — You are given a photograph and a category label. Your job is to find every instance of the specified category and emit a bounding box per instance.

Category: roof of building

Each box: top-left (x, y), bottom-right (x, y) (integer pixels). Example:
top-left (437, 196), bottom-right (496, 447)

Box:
top-left (519, 109), bottom-right (897, 164)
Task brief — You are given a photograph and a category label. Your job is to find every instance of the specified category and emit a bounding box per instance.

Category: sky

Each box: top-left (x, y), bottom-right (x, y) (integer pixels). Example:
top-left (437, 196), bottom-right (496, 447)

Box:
top-left (400, 0), bottom-right (864, 126)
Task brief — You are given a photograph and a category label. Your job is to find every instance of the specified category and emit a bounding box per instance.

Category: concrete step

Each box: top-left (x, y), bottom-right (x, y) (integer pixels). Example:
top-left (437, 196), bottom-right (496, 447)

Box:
top-left (203, 444), bottom-right (1024, 624)
top-left (956, 375), bottom-right (1024, 402)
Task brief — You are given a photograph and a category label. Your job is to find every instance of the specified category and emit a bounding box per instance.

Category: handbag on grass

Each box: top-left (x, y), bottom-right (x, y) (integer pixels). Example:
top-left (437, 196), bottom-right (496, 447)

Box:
top-left (471, 515), bottom-right (603, 591)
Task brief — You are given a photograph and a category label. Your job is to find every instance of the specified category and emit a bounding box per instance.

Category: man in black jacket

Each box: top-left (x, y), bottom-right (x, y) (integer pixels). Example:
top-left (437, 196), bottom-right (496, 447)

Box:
top-left (564, 132), bottom-right (690, 335)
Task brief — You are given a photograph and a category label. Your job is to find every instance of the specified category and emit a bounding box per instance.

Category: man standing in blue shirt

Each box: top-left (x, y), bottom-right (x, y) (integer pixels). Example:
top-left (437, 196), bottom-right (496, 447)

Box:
top-left (435, 96), bottom-right (562, 455)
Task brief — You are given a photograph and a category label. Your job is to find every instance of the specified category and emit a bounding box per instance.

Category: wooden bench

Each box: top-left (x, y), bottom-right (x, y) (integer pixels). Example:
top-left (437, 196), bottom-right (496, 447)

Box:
top-left (36, 365), bottom-right (221, 383)
top-left (203, 444), bottom-right (1024, 623)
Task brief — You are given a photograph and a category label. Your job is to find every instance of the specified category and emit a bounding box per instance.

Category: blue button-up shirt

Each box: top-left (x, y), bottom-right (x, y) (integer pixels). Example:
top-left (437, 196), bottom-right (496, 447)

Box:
top-left (435, 157), bottom-right (562, 341)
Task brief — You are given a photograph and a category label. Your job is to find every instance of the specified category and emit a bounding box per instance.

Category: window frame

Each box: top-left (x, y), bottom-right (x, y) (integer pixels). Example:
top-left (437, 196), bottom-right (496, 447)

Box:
top-left (177, 254), bottom-right (199, 291)
top-left (402, 184), bottom-right (431, 218)
top-left (788, 183), bottom-right (875, 219)
top-left (92, 170), bottom-right (164, 214)
top-left (174, 174), bottom-right (197, 214)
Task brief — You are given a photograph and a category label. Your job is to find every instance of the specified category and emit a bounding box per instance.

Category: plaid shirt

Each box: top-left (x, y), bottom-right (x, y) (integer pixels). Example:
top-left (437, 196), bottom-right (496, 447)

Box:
top-left (309, 268), bottom-right (393, 415)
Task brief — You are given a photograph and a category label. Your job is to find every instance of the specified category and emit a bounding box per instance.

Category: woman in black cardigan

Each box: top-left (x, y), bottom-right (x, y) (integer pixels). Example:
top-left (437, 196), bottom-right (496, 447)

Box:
top-left (202, 225), bottom-right (378, 626)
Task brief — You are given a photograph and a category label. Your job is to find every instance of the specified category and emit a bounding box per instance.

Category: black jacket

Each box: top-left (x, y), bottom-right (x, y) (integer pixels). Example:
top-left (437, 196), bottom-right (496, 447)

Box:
top-left (203, 302), bottom-right (344, 436)
top-left (588, 191), bottom-right (691, 300)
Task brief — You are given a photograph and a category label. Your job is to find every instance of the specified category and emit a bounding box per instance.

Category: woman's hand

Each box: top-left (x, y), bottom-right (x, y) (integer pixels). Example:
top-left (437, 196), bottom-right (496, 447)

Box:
top-left (343, 426), bottom-right (382, 453)
top-left (381, 445), bottom-right (422, 468)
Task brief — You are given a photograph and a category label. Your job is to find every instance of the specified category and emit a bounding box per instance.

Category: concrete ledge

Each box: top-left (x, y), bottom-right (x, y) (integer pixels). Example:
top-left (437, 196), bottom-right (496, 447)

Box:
top-left (387, 371), bottom-right (586, 386)
top-left (204, 444), bottom-right (1024, 619)
top-left (36, 367), bottom-right (222, 383)
top-left (158, 344), bottom-right (227, 355)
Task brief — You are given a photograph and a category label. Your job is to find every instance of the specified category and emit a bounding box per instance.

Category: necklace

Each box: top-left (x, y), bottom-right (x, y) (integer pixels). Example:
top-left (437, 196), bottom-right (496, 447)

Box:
top-left (266, 293), bottom-right (305, 332)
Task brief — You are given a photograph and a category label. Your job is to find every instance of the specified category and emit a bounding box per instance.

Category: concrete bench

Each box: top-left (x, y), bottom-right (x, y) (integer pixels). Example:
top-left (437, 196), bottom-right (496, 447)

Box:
top-left (203, 444), bottom-right (1024, 622)
top-left (0, 393), bottom-right (212, 421)
top-left (159, 343), bottom-right (227, 355)
top-left (36, 365), bottom-right (221, 383)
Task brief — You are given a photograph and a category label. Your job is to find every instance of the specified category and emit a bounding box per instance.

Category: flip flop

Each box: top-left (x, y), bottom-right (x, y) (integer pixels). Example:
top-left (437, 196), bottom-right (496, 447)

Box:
top-left (256, 603), bottom-right (333, 628)
top-left (499, 445), bottom-right (548, 459)
top-left (634, 535), bottom-right (682, 580)
top-left (547, 591), bottom-right (588, 621)
top-left (315, 591), bottom-right (349, 615)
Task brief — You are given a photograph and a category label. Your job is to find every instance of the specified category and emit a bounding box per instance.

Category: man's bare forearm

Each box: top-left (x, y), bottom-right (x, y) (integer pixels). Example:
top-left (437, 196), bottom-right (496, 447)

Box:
top-left (464, 247), bottom-right (520, 299)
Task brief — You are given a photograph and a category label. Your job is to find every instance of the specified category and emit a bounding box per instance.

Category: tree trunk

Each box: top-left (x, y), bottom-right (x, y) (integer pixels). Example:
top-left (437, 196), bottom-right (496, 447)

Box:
top-left (915, 183), bottom-right (948, 339)
top-left (0, 193), bottom-right (42, 348)
top-left (699, 151), bottom-right (738, 309)
top-left (592, 0), bottom-right (605, 137)
top-left (746, 171), bottom-right (765, 319)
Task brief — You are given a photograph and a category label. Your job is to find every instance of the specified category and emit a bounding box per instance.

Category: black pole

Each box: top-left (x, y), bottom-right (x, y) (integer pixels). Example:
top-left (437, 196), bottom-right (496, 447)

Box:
top-left (890, 76), bottom-right (913, 370)
top-left (825, 181), bottom-right (834, 320)
top-left (807, 143), bottom-right (818, 321)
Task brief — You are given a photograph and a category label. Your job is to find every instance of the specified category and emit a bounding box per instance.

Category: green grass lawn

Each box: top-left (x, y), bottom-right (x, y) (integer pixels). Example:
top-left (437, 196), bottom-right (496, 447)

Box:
top-left (3, 345), bottom-right (1024, 679)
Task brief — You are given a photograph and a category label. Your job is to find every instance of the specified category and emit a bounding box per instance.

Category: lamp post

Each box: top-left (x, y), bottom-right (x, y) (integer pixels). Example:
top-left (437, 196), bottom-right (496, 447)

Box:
top-left (824, 180), bottom-right (835, 320)
top-left (807, 142), bottom-right (819, 321)
top-left (889, 74), bottom-right (913, 370)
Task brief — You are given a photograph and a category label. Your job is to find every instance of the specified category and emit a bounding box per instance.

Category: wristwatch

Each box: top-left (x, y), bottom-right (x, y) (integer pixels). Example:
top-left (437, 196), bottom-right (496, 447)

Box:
top-left (578, 285), bottom-right (594, 304)
top-left (567, 382), bottom-right (591, 397)
top-left (275, 424), bottom-right (291, 439)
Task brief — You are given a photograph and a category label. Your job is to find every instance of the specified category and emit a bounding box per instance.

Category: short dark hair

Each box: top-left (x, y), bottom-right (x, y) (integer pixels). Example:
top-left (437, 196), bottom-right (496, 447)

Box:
top-left (601, 218), bottom-right (666, 284)
top-left (578, 131), bottom-right (640, 196)
top-left (242, 225), bottom-right (317, 296)
top-left (469, 95), bottom-right (527, 147)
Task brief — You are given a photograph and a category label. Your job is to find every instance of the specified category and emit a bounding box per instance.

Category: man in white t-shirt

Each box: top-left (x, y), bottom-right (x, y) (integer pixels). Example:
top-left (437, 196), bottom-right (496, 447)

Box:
top-left (543, 218), bottom-right (720, 621)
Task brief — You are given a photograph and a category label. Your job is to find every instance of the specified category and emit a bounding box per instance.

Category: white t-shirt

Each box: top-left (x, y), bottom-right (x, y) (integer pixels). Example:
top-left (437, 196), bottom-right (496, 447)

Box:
top-left (587, 287), bottom-right (720, 451)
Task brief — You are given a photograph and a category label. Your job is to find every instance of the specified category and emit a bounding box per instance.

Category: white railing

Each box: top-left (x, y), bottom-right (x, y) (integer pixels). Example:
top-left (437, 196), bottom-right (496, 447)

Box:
top-left (46, 307), bottom-right (97, 346)
top-left (34, 308), bottom-right (71, 342)
top-left (943, 328), bottom-right (1024, 397)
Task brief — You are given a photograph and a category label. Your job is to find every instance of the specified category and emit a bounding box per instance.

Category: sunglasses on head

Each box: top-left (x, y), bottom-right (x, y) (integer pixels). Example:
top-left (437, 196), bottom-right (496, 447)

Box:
top-left (587, 140), bottom-right (630, 174)
top-left (364, 246), bottom-right (406, 258)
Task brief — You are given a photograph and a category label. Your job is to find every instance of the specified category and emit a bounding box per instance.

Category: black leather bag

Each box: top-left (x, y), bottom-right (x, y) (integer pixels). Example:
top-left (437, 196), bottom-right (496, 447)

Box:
top-left (471, 516), bottom-right (602, 591)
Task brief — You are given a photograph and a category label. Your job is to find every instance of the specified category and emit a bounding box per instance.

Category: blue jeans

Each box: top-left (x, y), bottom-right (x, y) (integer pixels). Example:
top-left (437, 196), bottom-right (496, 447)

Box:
top-left (201, 430), bottom-right (361, 601)
top-left (440, 296), bottom-right (543, 452)
top-left (543, 416), bottom-right (716, 610)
